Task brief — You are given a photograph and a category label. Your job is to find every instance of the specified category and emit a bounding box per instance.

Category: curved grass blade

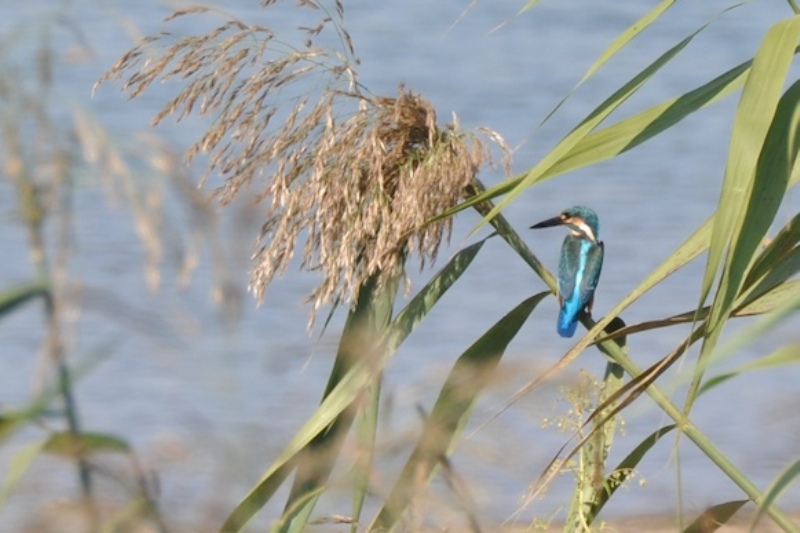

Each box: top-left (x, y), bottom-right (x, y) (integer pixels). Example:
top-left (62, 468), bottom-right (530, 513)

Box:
top-left (588, 425), bottom-right (676, 520)
top-left (600, 294), bottom-right (798, 420)
top-left (692, 18), bottom-right (800, 408)
top-left (43, 431), bottom-right (131, 457)
top-left (595, 276), bottom-right (800, 342)
top-left (698, 343), bottom-right (800, 396)
top-left (684, 499), bottom-right (749, 533)
top-left (703, 284), bottom-right (800, 369)
top-left (739, 213), bottom-right (800, 306)
top-left (547, 58), bottom-right (749, 179)
top-left (0, 280), bottom-right (48, 320)
top-left (474, 26), bottom-right (708, 231)
top-left (583, 336), bottom-right (800, 531)
top-left (436, 53), bottom-right (754, 222)
top-left (737, 279), bottom-right (800, 316)
top-left (0, 431), bottom-right (131, 511)
top-left (738, 249), bottom-right (800, 311)
top-left (751, 459), bottom-right (800, 532)
top-left (743, 212), bottom-right (799, 289)
top-left (538, 0), bottom-right (677, 130)
top-left (369, 292), bottom-right (548, 532)
top-left (220, 239), bottom-right (487, 533)
top-left (0, 439), bottom-right (49, 510)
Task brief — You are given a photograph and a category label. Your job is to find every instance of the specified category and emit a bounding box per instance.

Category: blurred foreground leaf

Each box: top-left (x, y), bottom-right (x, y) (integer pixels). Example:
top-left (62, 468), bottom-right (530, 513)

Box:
top-left (222, 239), bottom-right (487, 532)
top-left (752, 460), bottom-right (800, 532)
top-left (370, 292), bottom-right (547, 531)
top-left (684, 499), bottom-right (749, 533)
top-left (0, 281), bottom-right (48, 320)
top-left (43, 430), bottom-right (131, 457)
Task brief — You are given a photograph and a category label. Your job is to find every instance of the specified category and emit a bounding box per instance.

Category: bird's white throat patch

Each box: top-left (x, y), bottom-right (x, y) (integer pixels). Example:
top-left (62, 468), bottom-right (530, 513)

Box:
top-left (570, 220), bottom-right (596, 242)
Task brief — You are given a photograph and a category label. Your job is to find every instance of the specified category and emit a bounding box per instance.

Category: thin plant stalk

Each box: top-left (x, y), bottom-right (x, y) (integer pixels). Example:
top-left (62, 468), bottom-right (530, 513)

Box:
top-left (565, 320), bottom-right (626, 531)
top-left (14, 152), bottom-right (98, 525)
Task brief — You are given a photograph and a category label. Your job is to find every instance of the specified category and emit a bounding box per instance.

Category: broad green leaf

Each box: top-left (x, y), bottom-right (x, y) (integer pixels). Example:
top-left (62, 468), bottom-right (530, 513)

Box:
top-left (714, 77), bottom-right (800, 321)
top-left (751, 459), bottom-right (800, 532)
top-left (369, 293), bottom-right (547, 532)
top-left (0, 281), bottom-right (48, 320)
top-left (698, 343), bottom-right (800, 396)
top-left (221, 239), bottom-right (486, 533)
top-left (684, 499), bottom-right (749, 533)
top-left (696, 17), bottom-right (800, 391)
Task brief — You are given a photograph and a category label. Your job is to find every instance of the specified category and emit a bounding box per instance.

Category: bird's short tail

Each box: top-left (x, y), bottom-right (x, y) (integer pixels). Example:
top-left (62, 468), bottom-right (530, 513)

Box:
top-left (557, 307), bottom-right (580, 338)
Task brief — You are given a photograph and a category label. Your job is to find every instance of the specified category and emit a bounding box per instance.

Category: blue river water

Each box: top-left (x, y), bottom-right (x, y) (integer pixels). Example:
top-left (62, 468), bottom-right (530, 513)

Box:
top-left (0, 0), bottom-right (798, 530)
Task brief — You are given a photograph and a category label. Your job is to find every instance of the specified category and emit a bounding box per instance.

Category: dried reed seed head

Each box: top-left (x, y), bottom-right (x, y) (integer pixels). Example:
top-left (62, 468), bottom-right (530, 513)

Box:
top-left (250, 86), bottom-right (490, 320)
top-left (98, 7), bottom-right (503, 322)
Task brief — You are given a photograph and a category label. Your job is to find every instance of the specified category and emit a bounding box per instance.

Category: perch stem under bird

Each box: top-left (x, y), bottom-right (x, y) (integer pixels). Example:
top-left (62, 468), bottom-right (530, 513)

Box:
top-left (531, 206), bottom-right (604, 338)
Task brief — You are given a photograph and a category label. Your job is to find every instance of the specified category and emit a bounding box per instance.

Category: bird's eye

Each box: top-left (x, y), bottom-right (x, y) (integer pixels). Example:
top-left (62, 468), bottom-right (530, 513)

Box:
top-left (559, 213), bottom-right (568, 220)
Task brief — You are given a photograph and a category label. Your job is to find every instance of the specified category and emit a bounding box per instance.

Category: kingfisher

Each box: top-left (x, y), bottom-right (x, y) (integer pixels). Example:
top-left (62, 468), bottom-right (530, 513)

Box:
top-left (530, 206), bottom-right (604, 338)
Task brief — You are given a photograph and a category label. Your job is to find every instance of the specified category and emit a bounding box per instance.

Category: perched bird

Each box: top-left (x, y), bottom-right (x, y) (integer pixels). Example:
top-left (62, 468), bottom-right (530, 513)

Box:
top-left (530, 206), bottom-right (604, 338)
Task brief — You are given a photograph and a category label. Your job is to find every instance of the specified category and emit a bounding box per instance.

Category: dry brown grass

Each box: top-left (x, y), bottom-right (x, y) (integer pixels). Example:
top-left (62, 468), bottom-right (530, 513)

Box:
top-left (97, 2), bottom-right (507, 323)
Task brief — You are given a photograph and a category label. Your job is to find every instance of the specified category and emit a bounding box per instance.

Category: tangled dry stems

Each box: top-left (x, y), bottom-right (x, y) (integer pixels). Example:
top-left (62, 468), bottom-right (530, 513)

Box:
top-left (98, 2), bottom-right (506, 321)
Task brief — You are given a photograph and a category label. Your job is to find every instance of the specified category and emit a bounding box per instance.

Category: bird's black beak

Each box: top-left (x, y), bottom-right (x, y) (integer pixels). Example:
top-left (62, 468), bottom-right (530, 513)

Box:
top-left (530, 215), bottom-right (564, 230)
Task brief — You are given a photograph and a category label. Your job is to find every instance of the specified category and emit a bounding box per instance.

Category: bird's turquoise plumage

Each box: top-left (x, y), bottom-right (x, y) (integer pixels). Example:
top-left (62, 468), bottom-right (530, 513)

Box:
top-left (531, 206), bottom-right (603, 338)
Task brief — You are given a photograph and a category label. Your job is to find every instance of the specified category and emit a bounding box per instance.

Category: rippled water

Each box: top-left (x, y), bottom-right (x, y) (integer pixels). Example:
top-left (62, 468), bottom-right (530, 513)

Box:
top-left (0, 1), bottom-right (798, 530)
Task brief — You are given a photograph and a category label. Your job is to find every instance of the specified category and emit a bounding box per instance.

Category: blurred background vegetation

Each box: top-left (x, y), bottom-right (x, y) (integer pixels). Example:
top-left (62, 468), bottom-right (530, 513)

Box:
top-left (0, 1), bottom-right (798, 532)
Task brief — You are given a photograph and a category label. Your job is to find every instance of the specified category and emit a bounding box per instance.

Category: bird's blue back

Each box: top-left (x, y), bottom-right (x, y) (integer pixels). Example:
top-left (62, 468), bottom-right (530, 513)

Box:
top-left (557, 234), bottom-right (603, 337)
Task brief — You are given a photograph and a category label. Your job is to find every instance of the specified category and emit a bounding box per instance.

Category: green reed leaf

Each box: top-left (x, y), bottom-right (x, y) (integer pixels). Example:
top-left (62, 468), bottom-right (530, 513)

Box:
top-left (590, 425), bottom-right (676, 519)
top-left (538, 0), bottom-right (677, 129)
top-left (369, 293), bottom-right (547, 532)
top-left (221, 239), bottom-right (486, 533)
top-left (43, 431), bottom-right (131, 457)
top-left (474, 28), bottom-right (702, 231)
top-left (698, 343), bottom-right (800, 396)
top-left (0, 280), bottom-right (48, 320)
top-left (694, 17), bottom-right (800, 401)
top-left (751, 459), bottom-right (800, 532)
